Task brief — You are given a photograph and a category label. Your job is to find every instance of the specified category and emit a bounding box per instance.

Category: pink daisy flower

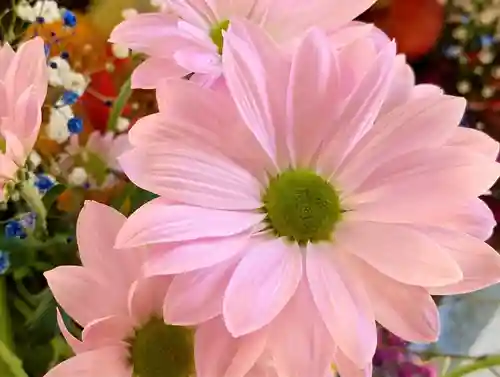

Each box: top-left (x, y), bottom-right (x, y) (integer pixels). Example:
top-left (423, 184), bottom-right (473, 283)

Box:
top-left (65, 130), bottom-right (132, 172)
top-left (44, 201), bottom-right (279, 377)
top-left (116, 20), bottom-right (500, 375)
top-left (109, 0), bottom-right (377, 88)
top-left (0, 37), bottom-right (47, 199)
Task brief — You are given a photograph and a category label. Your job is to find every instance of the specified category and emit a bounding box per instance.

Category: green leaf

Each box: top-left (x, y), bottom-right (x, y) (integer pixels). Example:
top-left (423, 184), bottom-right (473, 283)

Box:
top-left (83, 152), bottom-right (108, 187)
top-left (0, 278), bottom-right (13, 350)
top-left (130, 187), bottom-right (158, 213)
top-left (27, 290), bottom-right (57, 344)
top-left (42, 185), bottom-right (66, 212)
top-left (0, 341), bottom-right (29, 377)
top-left (110, 182), bottom-right (135, 212)
top-left (107, 75), bottom-right (132, 131)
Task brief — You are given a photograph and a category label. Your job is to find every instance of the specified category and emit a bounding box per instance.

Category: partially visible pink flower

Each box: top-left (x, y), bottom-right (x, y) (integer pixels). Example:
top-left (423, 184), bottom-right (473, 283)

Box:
top-left (44, 201), bottom-right (280, 377)
top-left (66, 131), bottom-right (132, 172)
top-left (109, 0), bottom-right (377, 88)
top-left (116, 20), bottom-right (500, 375)
top-left (0, 37), bottom-right (47, 198)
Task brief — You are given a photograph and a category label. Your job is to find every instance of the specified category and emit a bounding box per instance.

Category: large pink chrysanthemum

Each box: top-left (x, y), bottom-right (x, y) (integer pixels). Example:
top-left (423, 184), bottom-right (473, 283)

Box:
top-left (116, 20), bottom-right (500, 375)
top-left (44, 201), bottom-right (278, 377)
top-left (109, 0), bottom-right (376, 88)
top-left (0, 37), bottom-right (47, 199)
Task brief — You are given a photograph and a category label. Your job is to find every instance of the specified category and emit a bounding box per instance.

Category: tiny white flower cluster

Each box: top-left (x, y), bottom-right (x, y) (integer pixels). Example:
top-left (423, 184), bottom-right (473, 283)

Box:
top-left (47, 106), bottom-right (72, 144)
top-left (16, 0), bottom-right (61, 23)
top-left (47, 57), bottom-right (88, 95)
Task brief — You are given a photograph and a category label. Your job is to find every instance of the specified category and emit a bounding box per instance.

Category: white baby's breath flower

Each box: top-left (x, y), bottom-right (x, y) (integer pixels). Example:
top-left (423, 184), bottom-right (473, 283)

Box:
top-left (122, 8), bottom-right (138, 19)
top-left (16, 1), bottom-right (36, 22)
top-left (47, 106), bottom-right (72, 143)
top-left (33, 0), bottom-right (61, 23)
top-left (47, 57), bottom-right (71, 87)
top-left (62, 71), bottom-right (88, 95)
top-left (111, 43), bottom-right (130, 59)
top-left (68, 167), bottom-right (88, 186)
top-left (116, 117), bottom-right (131, 132)
top-left (29, 151), bottom-right (42, 169)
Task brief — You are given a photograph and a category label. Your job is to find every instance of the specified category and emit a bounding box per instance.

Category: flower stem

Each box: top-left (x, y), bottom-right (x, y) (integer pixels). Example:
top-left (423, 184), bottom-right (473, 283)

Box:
top-left (443, 356), bottom-right (500, 377)
top-left (0, 277), bottom-right (13, 350)
top-left (19, 183), bottom-right (47, 239)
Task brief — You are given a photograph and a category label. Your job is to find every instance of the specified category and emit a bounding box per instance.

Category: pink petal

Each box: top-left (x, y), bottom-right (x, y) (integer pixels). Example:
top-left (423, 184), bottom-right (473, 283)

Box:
top-left (0, 152), bottom-right (19, 181)
top-left (428, 199), bottom-right (496, 241)
top-left (287, 28), bottom-right (341, 166)
top-left (206, 0), bottom-right (260, 20)
top-left (56, 309), bottom-right (86, 354)
top-left (411, 83), bottom-right (444, 99)
top-left (350, 256), bottom-right (439, 342)
top-left (131, 58), bottom-right (189, 89)
top-left (336, 95), bottom-right (466, 192)
top-left (316, 41), bottom-right (397, 176)
top-left (223, 19), bottom-right (291, 166)
top-left (45, 266), bottom-right (123, 326)
top-left (145, 233), bottom-right (249, 275)
top-left (5, 85), bottom-right (41, 163)
top-left (379, 54), bottom-right (415, 115)
top-left (76, 201), bottom-right (146, 305)
top-left (109, 12), bottom-right (187, 56)
top-left (115, 197), bottom-right (263, 248)
top-left (347, 148), bottom-right (500, 221)
top-left (149, 78), bottom-right (273, 179)
top-left (0, 43), bottom-right (15, 82)
top-left (81, 315), bottom-right (134, 349)
top-left (266, 0), bottom-right (376, 42)
top-left (268, 278), bottom-right (335, 377)
top-left (195, 317), bottom-right (267, 377)
top-left (164, 259), bottom-right (237, 325)
top-left (223, 237), bottom-right (302, 336)
top-left (448, 126), bottom-right (499, 160)
top-left (174, 48), bottom-right (221, 74)
top-left (335, 220), bottom-right (463, 287)
top-left (333, 349), bottom-right (372, 377)
top-left (5, 37), bottom-right (47, 107)
top-left (4, 129), bottom-right (29, 168)
top-left (169, 0), bottom-right (216, 28)
top-left (77, 201), bottom-right (138, 275)
top-left (306, 245), bottom-right (376, 365)
top-left (128, 276), bottom-right (173, 324)
top-left (119, 145), bottom-right (262, 210)
top-left (43, 346), bottom-right (131, 377)
top-left (327, 22), bottom-right (375, 50)
top-left (418, 227), bottom-right (500, 295)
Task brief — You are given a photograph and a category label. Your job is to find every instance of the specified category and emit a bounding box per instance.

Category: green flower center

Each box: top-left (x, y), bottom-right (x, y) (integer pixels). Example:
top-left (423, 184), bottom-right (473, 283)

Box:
top-left (262, 169), bottom-right (342, 245)
top-left (209, 19), bottom-right (230, 55)
top-left (128, 318), bottom-right (194, 377)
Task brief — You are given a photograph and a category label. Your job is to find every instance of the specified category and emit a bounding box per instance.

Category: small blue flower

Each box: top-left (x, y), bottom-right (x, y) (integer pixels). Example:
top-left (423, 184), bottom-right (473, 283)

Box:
top-left (20, 213), bottom-right (36, 230)
top-left (62, 10), bottom-right (77, 27)
top-left (5, 220), bottom-right (25, 239)
top-left (443, 45), bottom-right (461, 59)
top-left (0, 251), bottom-right (9, 275)
top-left (67, 117), bottom-right (84, 134)
top-left (35, 174), bottom-right (54, 192)
top-left (62, 90), bottom-right (79, 105)
top-left (36, 16), bottom-right (45, 24)
top-left (44, 43), bottom-right (50, 57)
top-left (481, 35), bottom-right (495, 47)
